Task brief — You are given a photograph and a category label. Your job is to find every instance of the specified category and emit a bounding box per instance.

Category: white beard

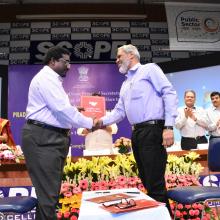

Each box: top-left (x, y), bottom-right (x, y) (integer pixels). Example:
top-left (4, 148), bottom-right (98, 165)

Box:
top-left (119, 59), bottom-right (130, 74)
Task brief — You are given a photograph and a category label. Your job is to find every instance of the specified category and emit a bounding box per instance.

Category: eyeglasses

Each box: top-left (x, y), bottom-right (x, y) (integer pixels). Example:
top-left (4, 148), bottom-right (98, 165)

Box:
top-left (102, 198), bottom-right (136, 209)
top-left (58, 58), bottom-right (70, 65)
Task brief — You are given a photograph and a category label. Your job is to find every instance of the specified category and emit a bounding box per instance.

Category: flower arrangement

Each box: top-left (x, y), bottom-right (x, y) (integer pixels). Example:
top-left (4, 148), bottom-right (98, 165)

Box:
top-left (58, 152), bottom-right (214, 220)
top-left (63, 154), bottom-right (138, 185)
top-left (57, 176), bottom-right (145, 219)
top-left (58, 154), bottom-right (142, 219)
top-left (166, 152), bottom-right (203, 189)
top-left (57, 192), bottom-right (81, 220)
top-left (0, 144), bottom-right (24, 165)
top-left (169, 202), bottom-right (218, 220)
top-left (113, 137), bottom-right (132, 154)
top-left (166, 152), bottom-right (217, 219)
top-left (166, 152), bottom-right (203, 177)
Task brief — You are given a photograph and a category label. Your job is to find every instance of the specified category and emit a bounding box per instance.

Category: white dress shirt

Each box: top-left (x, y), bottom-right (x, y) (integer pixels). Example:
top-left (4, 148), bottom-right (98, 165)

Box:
top-left (206, 106), bottom-right (220, 136)
top-left (26, 65), bottom-right (93, 129)
top-left (175, 106), bottom-right (207, 138)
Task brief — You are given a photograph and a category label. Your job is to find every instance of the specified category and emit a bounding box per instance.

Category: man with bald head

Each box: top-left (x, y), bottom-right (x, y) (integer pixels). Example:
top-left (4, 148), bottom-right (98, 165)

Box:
top-left (175, 90), bottom-right (208, 150)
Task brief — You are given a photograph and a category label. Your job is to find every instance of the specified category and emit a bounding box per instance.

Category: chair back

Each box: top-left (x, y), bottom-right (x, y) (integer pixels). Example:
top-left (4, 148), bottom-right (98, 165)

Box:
top-left (208, 138), bottom-right (220, 172)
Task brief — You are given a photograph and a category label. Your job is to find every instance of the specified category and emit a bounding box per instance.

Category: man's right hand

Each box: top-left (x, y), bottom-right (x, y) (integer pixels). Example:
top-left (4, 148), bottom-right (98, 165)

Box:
top-left (92, 119), bottom-right (103, 131)
top-left (162, 129), bottom-right (174, 148)
top-left (77, 106), bottom-right (85, 112)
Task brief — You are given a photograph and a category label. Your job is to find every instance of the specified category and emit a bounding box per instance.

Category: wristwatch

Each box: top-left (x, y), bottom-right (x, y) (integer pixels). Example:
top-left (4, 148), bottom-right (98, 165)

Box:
top-left (164, 126), bottom-right (173, 130)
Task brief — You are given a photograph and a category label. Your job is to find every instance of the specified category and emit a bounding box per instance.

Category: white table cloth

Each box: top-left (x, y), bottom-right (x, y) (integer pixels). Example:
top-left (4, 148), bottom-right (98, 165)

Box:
top-left (78, 188), bottom-right (171, 220)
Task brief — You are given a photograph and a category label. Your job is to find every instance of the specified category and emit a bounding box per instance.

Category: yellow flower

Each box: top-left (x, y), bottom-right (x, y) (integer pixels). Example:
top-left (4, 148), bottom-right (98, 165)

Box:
top-left (59, 194), bottom-right (82, 212)
top-left (166, 152), bottom-right (203, 177)
top-left (184, 151), bottom-right (200, 161)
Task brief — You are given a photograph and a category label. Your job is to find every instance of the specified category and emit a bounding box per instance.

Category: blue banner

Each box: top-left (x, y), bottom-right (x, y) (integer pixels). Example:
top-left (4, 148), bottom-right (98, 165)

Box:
top-left (0, 186), bottom-right (36, 220)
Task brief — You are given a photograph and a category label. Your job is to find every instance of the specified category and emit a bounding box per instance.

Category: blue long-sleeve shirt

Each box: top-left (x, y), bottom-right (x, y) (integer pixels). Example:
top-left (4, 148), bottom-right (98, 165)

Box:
top-left (102, 63), bottom-right (178, 126)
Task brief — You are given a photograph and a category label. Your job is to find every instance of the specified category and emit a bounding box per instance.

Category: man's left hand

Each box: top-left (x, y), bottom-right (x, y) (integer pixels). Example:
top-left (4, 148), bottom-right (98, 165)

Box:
top-left (162, 129), bottom-right (174, 148)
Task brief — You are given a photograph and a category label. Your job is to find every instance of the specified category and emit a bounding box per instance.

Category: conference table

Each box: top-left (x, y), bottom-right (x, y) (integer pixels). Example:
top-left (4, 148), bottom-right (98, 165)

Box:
top-left (78, 188), bottom-right (171, 220)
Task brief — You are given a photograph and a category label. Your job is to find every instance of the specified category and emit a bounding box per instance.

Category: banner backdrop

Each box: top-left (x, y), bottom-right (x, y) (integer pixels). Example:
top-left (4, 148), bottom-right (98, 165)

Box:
top-left (0, 186), bottom-right (36, 220)
top-left (165, 2), bottom-right (220, 51)
top-left (8, 64), bottom-right (131, 154)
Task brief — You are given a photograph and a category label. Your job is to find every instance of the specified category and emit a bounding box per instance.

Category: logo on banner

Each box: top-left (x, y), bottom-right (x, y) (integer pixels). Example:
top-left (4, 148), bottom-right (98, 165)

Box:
top-left (31, 40), bottom-right (129, 63)
top-left (0, 187), bottom-right (36, 219)
top-left (0, 213), bottom-right (4, 220)
top-left (74, 42), bottom-right (93, 59)
top-left (176, 11), bottom-right (220, 43)
top-left (89, 101), bottom-right (97, 107)
top-left (203, 18), bottom-right (219, 32)
top-left (72, 65), bottom-right (94, 89)
top-left (78, 66), bottom-right (89, 82)
top-left (200, 174), bottom-right (220, 187)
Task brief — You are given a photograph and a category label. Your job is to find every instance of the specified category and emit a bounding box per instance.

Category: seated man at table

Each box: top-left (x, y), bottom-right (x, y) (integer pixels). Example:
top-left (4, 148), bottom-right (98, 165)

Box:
top-left (0, 118), bottom-right (16, 147)
top-left (175, 90), bottom-right (208, 150)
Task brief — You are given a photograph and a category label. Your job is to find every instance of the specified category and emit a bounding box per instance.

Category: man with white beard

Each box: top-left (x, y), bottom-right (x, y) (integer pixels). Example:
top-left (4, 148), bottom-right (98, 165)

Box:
top-left (96, 44), bottom-right (178, 215)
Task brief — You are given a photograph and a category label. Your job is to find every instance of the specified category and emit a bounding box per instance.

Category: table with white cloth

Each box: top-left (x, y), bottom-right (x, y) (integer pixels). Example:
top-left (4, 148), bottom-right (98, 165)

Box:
top-left (78, 188), bottom-right (171, 220)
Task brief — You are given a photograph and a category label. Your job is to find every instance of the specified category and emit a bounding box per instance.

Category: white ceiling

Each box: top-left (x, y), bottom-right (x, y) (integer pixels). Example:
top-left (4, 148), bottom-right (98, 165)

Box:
top-left (0, 0), bottom-right (220, 4)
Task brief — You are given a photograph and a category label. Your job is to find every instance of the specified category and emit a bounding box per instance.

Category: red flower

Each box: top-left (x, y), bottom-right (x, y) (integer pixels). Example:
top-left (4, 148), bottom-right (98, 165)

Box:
top-left (192, 203), bottom-right (198, 209)
top-left (117, 176), bottom-right (127, 185)
top-left (79, 179), bottom-right (88, 190)
top-left (60, 182), bottom-right (71, 194)
top-left (72, 186), bottom-right (81, 194)
top-left (197, 203), bottom-right (204, 210)
top-left (185, 204), bottom-right (191, 209)
top-left (177, 204), bottom-right (183, 210)
top-left (128, 177), bottom-right (137, 186)
top-left (63, 211), bottom-right (71, 218)
top-left (63, 191), bottom-right (73, 198)
top-left (193, 209), bottom-right (200, 216)
top-left (70, 215), bottom-right (78, 220)
top-left (99, 180), bottom-right (108, 189)
top-left (71, 208), bottom-right (78, 213)
top-left (57, 212), bottom-right (63, 219)
top-left (175, 210), bottom-right (181, 218)
top-left (189, 209), bottom-right (195, 216)
top-left (182, 211), bottom-right (187, 216)
top-left (137, 183), bottom-right (145, 191)
top-left (108, 180), bottom-right (116, 187)
top-left (91, 182), bottom-right (96, 190)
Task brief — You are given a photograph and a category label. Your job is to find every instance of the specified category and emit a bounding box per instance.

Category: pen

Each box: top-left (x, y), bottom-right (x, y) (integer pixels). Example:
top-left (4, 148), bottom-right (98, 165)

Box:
top-left (125, 191), bottom-right (140, 194)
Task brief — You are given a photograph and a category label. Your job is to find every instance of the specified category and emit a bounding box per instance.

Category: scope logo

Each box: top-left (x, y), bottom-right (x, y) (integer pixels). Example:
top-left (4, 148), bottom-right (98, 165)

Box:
top-left (30, 40), bottom-right (129, 63)
top-left (0, 213), bottom-right (4, 220)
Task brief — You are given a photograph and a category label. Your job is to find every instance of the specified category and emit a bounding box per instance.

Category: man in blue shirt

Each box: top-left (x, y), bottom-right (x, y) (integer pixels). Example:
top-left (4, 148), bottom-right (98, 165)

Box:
top-left (97, 44), bottom-right (178, 213)
top-left (22, 46), bottom-right (94, 220)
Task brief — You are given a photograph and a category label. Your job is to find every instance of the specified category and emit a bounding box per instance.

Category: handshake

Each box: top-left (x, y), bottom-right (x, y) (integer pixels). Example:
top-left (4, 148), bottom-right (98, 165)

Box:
top-left (77, 106), bottom-right (107, 132)
top-left (91, 118), bottom-right (104, 132)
